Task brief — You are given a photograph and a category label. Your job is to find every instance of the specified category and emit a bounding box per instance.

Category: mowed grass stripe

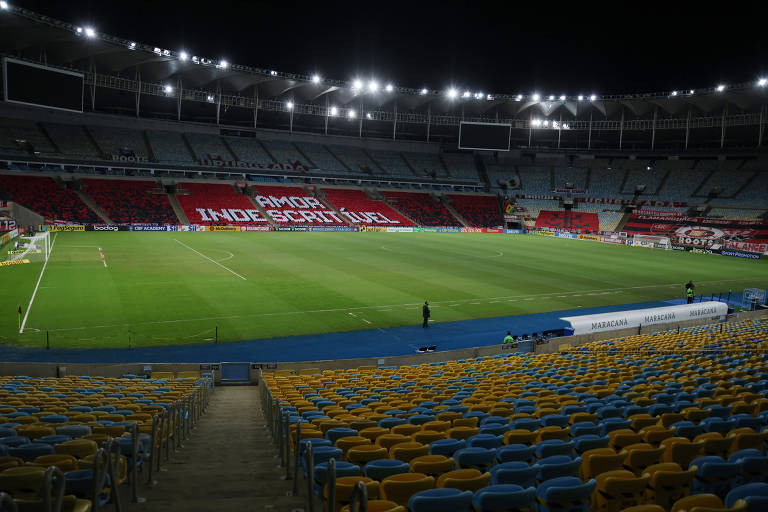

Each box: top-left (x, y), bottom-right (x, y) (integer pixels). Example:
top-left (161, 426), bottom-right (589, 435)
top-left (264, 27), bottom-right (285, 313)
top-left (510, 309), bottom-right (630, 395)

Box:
top-left (1, 231), bottom-right (766, 349)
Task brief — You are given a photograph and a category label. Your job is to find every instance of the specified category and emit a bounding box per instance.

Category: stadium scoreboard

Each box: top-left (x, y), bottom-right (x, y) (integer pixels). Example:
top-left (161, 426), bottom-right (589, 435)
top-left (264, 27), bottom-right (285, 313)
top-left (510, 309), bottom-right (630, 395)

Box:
top-left (3, 57), bottom-right (84, 113)
top-left (458, 121), bottom-right (512, 151)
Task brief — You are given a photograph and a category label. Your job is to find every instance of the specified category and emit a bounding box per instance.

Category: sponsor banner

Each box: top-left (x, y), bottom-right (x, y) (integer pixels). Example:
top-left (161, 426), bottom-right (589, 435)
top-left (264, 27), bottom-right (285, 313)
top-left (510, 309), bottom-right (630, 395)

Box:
top-left (461, 228), bottom-right (483, 233)
top-left (292, 226), bottom-right (311, 232)
top-left (555, 232), bottom-right (578, 239)
top-left (45, 225), bottom-right (85, 232)
top-left (625, 214), bottom-right (768, 244)
top-left (386, 227), bottom-right (414, 233)
top-left (240, 226), bottom-right (274, 231)
top-left (206, 226), bottom-right (240, 232)
top-left (9, 249), bottom-right (40, 255)
top-left (536, 230), bottom-right (555, 237)
top-left (276, 227), bottom-right (293, 232)
top-left (86, 225), bottom-right (120, 232)
top-left (723, 240), bottom-right (767, 254)
top-left (482, 228), bottom-right (504, 233)
top-left (130, 225), bottom-right (166, 231)
top-left (436, 227), bottom-right (461, 233)
top-left (361, 226), bottom-right (387, 232)
top-left (8, 229), bottom-right (18, 239)
top-left (578, 234), bottom-right (602, 242)
top-left (111, 154), bottom-right (148, 163)
top-left (201, 158), bottom-right (309, 172)
top-left (600, 237), bottom-right (624, 244)
top-left (503, 229), bottom-right (525, 234)
top-left (414, 227), bottom-right (438, 233)
top-left (0, 259), bottom-right (30, 266)
top-left (554, 188), bottom-right (588, 194)
top-left (671, 244), bottom-right (689, 251)
top-left (561, 301), bottom-right (728, 335)
top-left (311, 226), bottom-right (358, 232)
top-left (721, 249), bottom-right (761, 260)
top-left (1, 233), bottom-right (9, 245)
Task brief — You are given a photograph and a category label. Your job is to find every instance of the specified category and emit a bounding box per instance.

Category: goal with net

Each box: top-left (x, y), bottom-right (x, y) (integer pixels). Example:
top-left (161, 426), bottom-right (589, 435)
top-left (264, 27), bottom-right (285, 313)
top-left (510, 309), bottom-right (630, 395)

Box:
top-left (8, 231), bottom-right (52, 263)
top-left (632, 234), bottom-right (671, 250)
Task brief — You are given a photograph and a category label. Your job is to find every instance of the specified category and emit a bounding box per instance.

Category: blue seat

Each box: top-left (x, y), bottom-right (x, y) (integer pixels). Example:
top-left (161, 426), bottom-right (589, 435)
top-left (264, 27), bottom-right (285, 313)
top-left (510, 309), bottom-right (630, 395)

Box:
top-left (453, 447), bottom-right (496, 471)
top-left (313, 461), bottom-right (360, 486)
top-left (325, 427), bottom-right (357, 444)
top-left (378, 417), bottom-right (406, 429)
top-left (363, 459), bottom-right (410, 481)
top-left (55, 425), bottom-right (91, 438)
top-left (409, 488), bottom-right (473, 512)
top-left (511, 418), bottom-right (540, 432)
top-left (429, 438), bottom-right (465, 457)
top-left (9, 442), bottom-right (55, 461)
top-left (472, 484), bottom-right (535, 512)
top-left (534, 440), bottom-right (574, 459)
top-left (541, 414), bottom-right (570, 428)
top-left (600, 419), bottom-right (632, 435)
top-left (729, 449), bottom-right (768, 484)
top-left (649, 404), bottom-right (674, 417)
top-left (725, 482), bottom-right (768, 512)
top-left (537, 455), bottom-right (582, 482)
top-left (409, 414), bottom-right (434, 426)
top-left (573, 435), bottom-right (609, 454)
top-left (571, 422), bottom-right (601, 437)
top-left (490, 461), bottom-right (538, 487)
top-left (701, 418), bottom-right (737, 435)
top-left (32, 435), bottom-right (72, 446)
top-left (597, 406), bottom-right (623, 420)
top-left (0, 437), bottom-right (29, 447)
top-left (0, 428), bottom-right (17, 438)
top-left (496, 444), bottom-right (535, 464)
top-left (673, 421), bottom-right (705, 440)
top-left (691, 456), bottom-right (741, 499)
top-left (480, 416), bottom-right (508, 426)
top-left (65, 469), bottom-right (111, 506)
top-left (731, 414), bottom-right (761, 430)
top-left (309, 446), bottom-right (343, 467)
top-left (704, 405), bottom-right (733, 419)
top-left (478, 424), bottom-right (510, 436)
top-left (536, 476), bottom-right (596, 512)
top-left (467, 434), bottom-right (503, 450)
top-left (39, 415), bottom-right (68, 424)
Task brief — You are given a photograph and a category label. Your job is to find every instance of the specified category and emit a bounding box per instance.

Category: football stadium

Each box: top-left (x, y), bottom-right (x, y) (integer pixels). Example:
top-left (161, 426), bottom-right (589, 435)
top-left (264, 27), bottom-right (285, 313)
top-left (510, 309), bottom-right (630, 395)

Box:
top-left (0, 2), bottom-right (767, 511)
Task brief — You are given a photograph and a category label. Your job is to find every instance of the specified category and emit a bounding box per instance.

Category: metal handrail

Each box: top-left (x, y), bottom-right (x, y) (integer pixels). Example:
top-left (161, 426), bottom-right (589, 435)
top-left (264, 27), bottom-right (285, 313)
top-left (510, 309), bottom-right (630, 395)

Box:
top-left (292, 420), bottom-right (301, 494)
top-left (305, 442), bottom-right (315, 512)
top-left (283, 410), bottom-right (291, 481)
top-left (0, 492), bottom-right (16, 512)
top-left (42, 466), bottom-right (65, 512)
top-left (347, 481), bottom-right (369, 512)
top-left (126, 422), bottom-right (142, 503)
top-left (147, 411), bottom-right (161, 484)
top-left (90, 447), bottom-right (109, 511)
top-left (103, 438), bottom-right (123, 512)
top-left (326, 458), bottom-right (336, 512)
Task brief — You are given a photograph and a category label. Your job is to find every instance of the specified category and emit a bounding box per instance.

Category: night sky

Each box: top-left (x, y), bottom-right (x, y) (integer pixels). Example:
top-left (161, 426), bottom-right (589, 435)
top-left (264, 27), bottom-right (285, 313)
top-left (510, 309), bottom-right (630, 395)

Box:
top-left (12, 0), bottom-right (766, 95)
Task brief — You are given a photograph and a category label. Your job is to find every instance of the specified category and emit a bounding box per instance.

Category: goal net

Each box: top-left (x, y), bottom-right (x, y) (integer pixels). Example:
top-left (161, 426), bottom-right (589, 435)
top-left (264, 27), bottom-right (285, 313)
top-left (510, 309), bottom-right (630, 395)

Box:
top-left (632, 234), bottom-right (671, 250)
top-left (8, 232), bottom-right (51, 263)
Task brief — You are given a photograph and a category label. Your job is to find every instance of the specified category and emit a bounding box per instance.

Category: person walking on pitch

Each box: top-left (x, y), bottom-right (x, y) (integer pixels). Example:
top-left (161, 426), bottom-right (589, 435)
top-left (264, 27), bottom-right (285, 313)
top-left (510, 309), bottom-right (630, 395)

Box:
top-left (422, 300), bottom-right (431, 328)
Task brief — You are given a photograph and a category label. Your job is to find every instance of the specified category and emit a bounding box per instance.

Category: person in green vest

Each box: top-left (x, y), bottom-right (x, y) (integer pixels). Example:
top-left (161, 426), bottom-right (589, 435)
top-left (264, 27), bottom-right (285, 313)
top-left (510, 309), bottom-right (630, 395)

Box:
top-left (686, 286), bottom-right (694, 304)
top-left (503, 331), bottom-right (515, 344)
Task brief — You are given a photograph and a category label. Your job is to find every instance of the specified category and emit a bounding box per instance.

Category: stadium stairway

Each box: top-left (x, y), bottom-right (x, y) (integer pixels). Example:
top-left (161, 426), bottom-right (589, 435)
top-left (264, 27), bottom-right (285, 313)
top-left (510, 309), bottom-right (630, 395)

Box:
top-left (246, 193), bottom-right (280, 229)
top-left (126, 386), bottom-right (304, 512)
top-left (167, 193), bottom-right (190, 225)
top-left (441, 196), bottom-right (470, 227)
top-left (74, 189), bottom-right (113, 224)
top-left (316, 189), bottom-right (355, 226)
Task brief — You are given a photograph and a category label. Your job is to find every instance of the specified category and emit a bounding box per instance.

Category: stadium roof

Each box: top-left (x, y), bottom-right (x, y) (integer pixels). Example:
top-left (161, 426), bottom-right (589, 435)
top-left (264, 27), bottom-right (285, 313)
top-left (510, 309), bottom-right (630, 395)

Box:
top-left (1, 4), bottom-right (767, 123)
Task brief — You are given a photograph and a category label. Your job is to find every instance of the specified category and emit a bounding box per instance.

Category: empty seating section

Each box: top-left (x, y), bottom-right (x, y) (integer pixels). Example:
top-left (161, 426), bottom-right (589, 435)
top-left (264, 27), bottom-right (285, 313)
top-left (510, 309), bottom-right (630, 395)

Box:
top-left (518, 167), bottom-right (552, 194)
top-left (573, 203), bottom-right (624, 232)
top-left (622, 167), bottom-right (668, 194)
top-left (183, 133), bottom-right (234, 161)
top-left (382, 192), bottom-right (457, 226)
top-left (322, 189), bottom-right (414, 226)
top-left (0, 373), bottom-right (210, 511)
top-left (514, 198), bottom-right (560, 221)
top-left (293, 142), bottom-right (347, 172)
top-left (224, 137), bottom-right (275, 166)
top-left (259, 139), bottom-right (307, 168)
top-left (0, 174), bottom-right (98, 222)
top-left (657, 169), bottom-right (711, 200)
top-left (734, 172), bottom-right (768, 205)
top-left (82, 179), bottom-right (177, 224)
top-left (441, 154), bottom-right (479, 182)
top-left (267, 315), bottom-right (768, 512)
top-left (328, 146), bottom-right (381, 175)
top-left (485, 165), bottom-right (518, 192)
top-left (0, 119), bottom-right (57, 156)
top-left (251, 185), bottom-right (345, 225)
top-left (145, 131), bottom-right (195, 163)
top-left (370, 150), bottom-right (413, 177)
top-left (88, 126), bottom-right (150, 159)
top-left (553, 167), bottom-right (588, 189)
top-left (177, 182), bottom-right (269, 225)
top-left (588, 168), bottom-right (626, 198)
top-left (449, 195), bottom-right (502, 227)
top-left (707, 208), bottom-right (765, 221)
top-left (404, 152), bottom-right (448, 178)
top-left (42, 124), bottom-right (100, 158)
top-left (697, 170), bottom-right (755, 197)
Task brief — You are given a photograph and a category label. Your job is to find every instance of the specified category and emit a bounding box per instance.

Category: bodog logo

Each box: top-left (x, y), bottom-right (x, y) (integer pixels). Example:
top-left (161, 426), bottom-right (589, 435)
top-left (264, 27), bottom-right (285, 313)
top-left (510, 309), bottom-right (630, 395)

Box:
top-left (93, 225), bottom-right (119, 231)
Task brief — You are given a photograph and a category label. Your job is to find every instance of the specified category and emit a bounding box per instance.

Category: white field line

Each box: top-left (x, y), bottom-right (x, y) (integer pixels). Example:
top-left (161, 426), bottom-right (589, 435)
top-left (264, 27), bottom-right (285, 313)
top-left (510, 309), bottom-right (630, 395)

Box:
top-left (28, 277), bottom-right (760, 334)
top-left (19, 233), bottom-right (57, 334)
top-left (174, 239), bottom-right (246, 281)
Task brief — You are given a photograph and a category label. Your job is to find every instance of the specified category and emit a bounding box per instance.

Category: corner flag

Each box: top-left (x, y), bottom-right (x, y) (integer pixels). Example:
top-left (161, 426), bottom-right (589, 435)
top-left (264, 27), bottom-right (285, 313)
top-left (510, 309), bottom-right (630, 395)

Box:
top-left (17, 305), bottom-right (22, 330)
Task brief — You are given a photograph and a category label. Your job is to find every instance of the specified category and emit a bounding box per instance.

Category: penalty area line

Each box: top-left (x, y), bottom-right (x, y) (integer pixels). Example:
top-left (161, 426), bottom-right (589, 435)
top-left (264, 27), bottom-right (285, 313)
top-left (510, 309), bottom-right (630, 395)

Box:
top-left (174, 239), bottom-right (247, 281)
top-left (19, 233), bottom-right (57, 334)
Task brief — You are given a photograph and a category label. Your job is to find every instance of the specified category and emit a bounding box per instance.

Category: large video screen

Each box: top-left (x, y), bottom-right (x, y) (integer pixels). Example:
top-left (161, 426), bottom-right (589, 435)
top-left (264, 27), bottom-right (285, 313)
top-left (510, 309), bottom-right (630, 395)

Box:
top-left (458, 122), bottom-right (511, 151)
top-left (3, 58), bottom-right (84, 113)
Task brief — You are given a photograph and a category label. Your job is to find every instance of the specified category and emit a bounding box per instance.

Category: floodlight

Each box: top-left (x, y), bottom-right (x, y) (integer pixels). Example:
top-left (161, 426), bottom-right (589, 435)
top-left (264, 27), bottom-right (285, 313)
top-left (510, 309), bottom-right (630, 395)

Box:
top-left (716, 84), bottom-right (725, 92)
top-left (0, 2), bottom-right (8, 10)
top-left (206, 94), bottom-right (215, 102)
top-left (532, 93), bottom-right (540, 101)
top-left (368, 80), bottom-right (379, 92)
top-left (352, 79), bottom-right (363, 90)
top-left (532, 119), bottom-right (541, 127)
top-left (671, 90), bottom-right (678, 96)
top-left (179, 51), bottom-right (189, 61)
top-left (128, 42), bottom-right (136, 50)
top-left (385, 83), bottom-right (394, 92)
top-left (563, 123), bottom-right (570, 130)
top-left (515, 94), bottom-right (523, 101)
top-left (286, 101), bottom-right (293, 110)
top-left (486, 94), bottom-right (493, 100)
top-left (366, 112), bottom-right (372, 119)
top-left (548, 95), bottom-right (555, 101)
top-left (543, 120), bottom-right (549, 127)
top-left (758, 78), bottom-right (767, 87)
top-left (559, 95), bottom-right (566, 101)
top-left (311, 74), bottom-right (321, 83)
top-left (689, 89), bottom-right (694, 95)
top-left (590, 94), bottom-right (597, 101)
top-left (220, 60), bottom-right (229, 69)
top-left (164, 85), bottom-right (173, 94)
top-left (153, 47), bottom-right (162, 55)
top-left (577, 95), bottom-right (584, 101)
top-left (330, 106), bottom-right (338, 116)
top-left (462, 91), bottom-right (471, 98)
top-left (76, 27), bottom-right (83, 34)
top-left (84, 27), bottom-right (96, 38)
top-left (420, 88), bottom-right (428, 95)
top-left (447, 88), bottom-right (458, 99)
top-left (348, 109), bottom-right (356, 119)
top-left (646, 165), bottom-right (652, 170)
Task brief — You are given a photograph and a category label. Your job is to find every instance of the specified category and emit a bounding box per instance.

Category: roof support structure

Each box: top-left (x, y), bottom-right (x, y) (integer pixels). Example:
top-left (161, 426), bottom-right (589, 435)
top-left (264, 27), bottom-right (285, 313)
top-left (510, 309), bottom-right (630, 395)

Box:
top-left (758, 104), bottom-right (765, 147)
top-left (587, 112), bottom-right (593, 150)
top-left (651, 107), bottom-right (658, 150)
top-left (176, 78), bottom-right (182, 122)
top-left (134, 69), bottom-right (141, 118)
top-left (253, 89), bottom-right (258, 128)
top-left (426, 105), bottom-right (431, 143)
top-left (289, 95), bottom-right (294, 133)
top-left (215, 83), bottom-right (221, 125)
top-left (557, 112), bottom-right (563, 149)
top-left (392, 102), bottom-right (397, 140)
top-left (358, 98), bottom-right (364, 138)
top-left (89, 60), bottom-right (96, 111)
top-left (685, 109), bottom-right (691, 150)
top-left (619, 108), bottom-right (625, 149)
top-left (324, 96), bottom-right (329, 136)
top-left (528, 112), bottom-right (533, 148)
top-left (720, 106), bottom-right (727, 149)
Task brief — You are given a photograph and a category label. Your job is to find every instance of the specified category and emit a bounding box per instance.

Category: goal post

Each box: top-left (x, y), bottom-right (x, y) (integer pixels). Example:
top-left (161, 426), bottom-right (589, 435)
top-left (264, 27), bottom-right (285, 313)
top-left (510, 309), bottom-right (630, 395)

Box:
top-left (9, 231), bottom-right (51, 263)
top-left (632, 234), bottom-right (671, 250)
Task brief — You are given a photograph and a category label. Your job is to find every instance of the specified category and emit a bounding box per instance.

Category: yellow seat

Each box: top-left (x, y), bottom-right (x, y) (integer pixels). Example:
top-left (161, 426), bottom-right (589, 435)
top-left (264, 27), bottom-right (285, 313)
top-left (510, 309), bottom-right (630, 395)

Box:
top-left (436, 468), bottom-right (491, 492)
top-left (623, 443), bottom-right (665, 476)
top-left (325, 476), bottom-right (379, 512)
top-left (29, 454), bottom-right (78, 472)
top-left (150, 372), bottom-right (175, 380)
top-left (54, 439), bottom-right (99, 459)
top-left (389, 442), bottom-right (429, 463)
top-left (340, 500), bottom-right (405, 512)
top-left (411, 430), bottom-right (447, 445)
top-left (359, 427), bottom-right (390, 442)
top-left (536, 426), bottom-right (570, 443)
top-left (380, 473), bottom-right (435, 507)
top-left (661, 438), bottom-right (704, 468)
top-left (347, 445), bottom-right (388, 464)
top-left (504, 429), bottom-right (537, 446)
top-left (390, 424), bottom-right (420, 437)
top-left (609, 429), bottom-right (643, 450)
top-left (375, 434), bottom-right (410, 451)
top-left (421, 421), bottom-right (451, 433)
top-left (643, 462), bottom-right (696, 511)
top-left (409, 455), bottom-right (455, 477)
top-left (447, 426), bottom-right (478, 441)
top-left (593, 469), bottom-right (650, 512)
top-left (581, 448), bottom-right (626, 480)
top-left (452, 417), bottom-right (479, 428)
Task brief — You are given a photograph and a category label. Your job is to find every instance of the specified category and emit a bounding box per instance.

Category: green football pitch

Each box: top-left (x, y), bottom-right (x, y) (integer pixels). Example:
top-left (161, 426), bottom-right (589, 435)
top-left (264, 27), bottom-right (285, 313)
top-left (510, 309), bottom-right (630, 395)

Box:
top-left (2, 232), bottom-right (767, 349)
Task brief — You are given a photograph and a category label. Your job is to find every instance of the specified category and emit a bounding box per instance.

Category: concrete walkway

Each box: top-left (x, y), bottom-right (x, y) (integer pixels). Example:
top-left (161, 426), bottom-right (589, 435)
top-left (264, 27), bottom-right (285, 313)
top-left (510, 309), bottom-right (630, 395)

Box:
top-left (127, 386), bottom-right (305, 512)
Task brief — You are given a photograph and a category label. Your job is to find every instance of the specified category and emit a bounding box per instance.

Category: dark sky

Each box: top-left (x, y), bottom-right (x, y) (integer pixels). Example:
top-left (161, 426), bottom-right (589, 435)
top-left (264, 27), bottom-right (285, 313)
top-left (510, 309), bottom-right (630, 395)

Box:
top-left (14, 0), bottom-right (766, 95)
